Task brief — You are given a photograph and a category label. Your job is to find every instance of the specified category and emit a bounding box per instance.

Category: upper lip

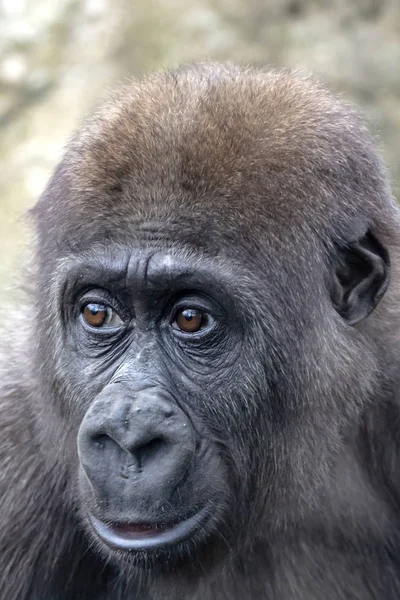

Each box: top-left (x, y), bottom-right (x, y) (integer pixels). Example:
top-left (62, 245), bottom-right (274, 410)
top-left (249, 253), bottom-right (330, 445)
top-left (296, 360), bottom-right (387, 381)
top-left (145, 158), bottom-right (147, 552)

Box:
top-left (88, 504), bottom-right (211, 551)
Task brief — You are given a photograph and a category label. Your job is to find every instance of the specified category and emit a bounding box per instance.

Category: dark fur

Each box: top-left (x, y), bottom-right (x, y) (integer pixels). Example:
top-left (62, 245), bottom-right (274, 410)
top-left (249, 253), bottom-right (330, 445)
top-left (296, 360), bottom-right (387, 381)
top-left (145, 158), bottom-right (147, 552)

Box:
top-left (2, 62), bottom-right (400, 599)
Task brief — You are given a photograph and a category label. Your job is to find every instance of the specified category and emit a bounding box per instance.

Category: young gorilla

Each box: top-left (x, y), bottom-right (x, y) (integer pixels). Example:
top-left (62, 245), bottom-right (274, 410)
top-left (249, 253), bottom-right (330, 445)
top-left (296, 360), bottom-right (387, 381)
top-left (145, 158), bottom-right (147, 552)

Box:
top-left (1, 63), bottom-right (400, 600)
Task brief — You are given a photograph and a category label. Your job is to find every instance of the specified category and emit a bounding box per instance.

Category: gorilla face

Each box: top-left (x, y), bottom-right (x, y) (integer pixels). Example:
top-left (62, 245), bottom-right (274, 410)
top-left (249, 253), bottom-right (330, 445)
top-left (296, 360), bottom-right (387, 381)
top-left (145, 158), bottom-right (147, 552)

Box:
top-left (58, 246), bottom-right (246, 565)
top-left (30, 64), bottom-right (392, 574)
top-left (45, 228), bottom-right (389, 569)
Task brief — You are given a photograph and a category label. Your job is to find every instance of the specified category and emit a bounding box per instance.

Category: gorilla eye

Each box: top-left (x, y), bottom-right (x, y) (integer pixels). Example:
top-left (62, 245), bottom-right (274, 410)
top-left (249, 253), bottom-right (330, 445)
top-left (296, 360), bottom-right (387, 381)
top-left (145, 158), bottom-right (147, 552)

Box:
top-left (173, 308), bottom-right (212, 333)
top-left (81, 303), bottom-right (122, 328)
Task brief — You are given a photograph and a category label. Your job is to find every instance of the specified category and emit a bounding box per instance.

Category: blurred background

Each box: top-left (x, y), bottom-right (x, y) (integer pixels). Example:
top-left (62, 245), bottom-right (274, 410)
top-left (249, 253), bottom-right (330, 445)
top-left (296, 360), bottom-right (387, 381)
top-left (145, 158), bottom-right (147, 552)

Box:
top-left (1, 0), bottom-right (399, 301)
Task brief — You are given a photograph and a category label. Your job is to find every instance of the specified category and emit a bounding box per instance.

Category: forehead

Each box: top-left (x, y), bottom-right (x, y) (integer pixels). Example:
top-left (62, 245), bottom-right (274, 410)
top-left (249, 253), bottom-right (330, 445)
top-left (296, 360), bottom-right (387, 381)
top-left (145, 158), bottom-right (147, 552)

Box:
top-left (35, 64), bottom-right (378, 260)
top-left (67, 67), bottom-right (343, 216)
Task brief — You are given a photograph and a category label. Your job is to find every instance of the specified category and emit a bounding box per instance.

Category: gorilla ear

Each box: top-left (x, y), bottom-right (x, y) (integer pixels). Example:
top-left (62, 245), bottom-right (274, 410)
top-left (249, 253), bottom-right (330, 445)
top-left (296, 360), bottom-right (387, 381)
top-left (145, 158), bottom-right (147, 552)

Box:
top-left (330, 231), bottom-right (390, 325)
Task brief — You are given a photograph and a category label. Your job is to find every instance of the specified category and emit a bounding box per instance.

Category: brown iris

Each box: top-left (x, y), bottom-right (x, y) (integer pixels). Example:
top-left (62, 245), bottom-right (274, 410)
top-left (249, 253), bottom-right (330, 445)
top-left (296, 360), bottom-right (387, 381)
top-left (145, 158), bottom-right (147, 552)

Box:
top-left (175, 308), bottom-right (204, 333)
top-left (82, 303), bottom-right (109, 328)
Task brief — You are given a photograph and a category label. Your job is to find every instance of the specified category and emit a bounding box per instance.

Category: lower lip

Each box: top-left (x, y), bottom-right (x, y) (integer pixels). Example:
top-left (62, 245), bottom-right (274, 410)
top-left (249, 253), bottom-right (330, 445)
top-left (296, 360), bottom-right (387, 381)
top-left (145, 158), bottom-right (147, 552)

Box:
top-left (88, 506), bottom-right (210, 551)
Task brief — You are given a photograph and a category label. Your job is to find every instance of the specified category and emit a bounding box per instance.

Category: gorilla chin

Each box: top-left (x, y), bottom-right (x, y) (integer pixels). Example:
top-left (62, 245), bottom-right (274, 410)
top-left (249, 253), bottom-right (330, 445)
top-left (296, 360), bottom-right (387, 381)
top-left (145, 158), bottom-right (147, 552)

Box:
top-left (87, 505), bottom-right (212, 554)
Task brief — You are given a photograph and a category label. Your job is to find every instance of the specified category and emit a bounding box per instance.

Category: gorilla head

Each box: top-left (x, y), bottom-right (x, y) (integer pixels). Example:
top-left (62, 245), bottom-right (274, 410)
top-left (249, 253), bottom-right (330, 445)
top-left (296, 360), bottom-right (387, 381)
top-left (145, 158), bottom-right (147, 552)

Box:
top-left (2, 63), bottom-right (400, 600)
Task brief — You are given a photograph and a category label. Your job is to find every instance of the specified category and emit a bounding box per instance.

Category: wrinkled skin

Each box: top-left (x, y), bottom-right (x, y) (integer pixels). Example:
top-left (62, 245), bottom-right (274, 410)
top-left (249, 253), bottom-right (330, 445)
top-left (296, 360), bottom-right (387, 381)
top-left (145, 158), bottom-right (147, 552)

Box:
top-left (2, 63), bottom-right (400, 600)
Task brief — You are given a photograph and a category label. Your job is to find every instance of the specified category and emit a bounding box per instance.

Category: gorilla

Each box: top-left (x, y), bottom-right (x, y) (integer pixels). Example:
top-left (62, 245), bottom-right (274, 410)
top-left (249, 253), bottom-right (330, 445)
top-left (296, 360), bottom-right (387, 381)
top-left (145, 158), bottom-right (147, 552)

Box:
top-left (1, 62), bottom-right (400, 600)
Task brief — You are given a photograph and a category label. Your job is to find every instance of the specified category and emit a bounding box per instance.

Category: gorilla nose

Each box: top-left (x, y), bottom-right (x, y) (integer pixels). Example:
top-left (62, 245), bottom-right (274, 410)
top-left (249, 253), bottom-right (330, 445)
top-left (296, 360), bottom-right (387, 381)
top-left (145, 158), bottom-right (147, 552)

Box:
top-left (77, 390), bottom-right (196, 503)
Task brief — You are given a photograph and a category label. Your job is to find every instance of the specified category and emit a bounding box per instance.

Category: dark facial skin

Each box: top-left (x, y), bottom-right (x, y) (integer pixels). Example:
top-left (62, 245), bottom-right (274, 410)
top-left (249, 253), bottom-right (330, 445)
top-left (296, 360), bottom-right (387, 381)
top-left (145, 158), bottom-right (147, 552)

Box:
top-left (50, 240), bottom-right (275, 571)
top-left (70, 248), bottom-right (241, 560)
top-left (55, 226), bottom-right (390, 568)
top-left (2, 63), bottom-right (400, 600)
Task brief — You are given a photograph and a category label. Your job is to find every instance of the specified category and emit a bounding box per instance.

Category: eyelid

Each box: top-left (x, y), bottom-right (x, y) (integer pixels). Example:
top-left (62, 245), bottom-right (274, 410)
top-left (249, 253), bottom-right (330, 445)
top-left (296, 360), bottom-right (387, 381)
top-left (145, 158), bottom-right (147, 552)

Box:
top-left (170, 294), bottom-right (217, 315)
top-left (171, 304), bottom-right (213, 321)
top-left (79, 289), bottom-right (118, 307)
top-left (79, 288), bottom-right (113, 304)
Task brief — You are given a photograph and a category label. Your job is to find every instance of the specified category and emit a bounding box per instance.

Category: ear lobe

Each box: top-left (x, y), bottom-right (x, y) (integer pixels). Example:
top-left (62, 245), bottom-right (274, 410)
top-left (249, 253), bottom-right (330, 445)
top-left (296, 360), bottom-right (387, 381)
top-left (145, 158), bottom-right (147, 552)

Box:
top-left (331, 231), bottom-right (390, 325)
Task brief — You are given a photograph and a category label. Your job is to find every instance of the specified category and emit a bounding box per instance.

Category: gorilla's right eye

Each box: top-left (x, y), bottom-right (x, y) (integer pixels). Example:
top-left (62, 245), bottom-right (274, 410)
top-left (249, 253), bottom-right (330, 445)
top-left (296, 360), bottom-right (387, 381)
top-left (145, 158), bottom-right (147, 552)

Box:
top-left (81, 303), bottom-right (123, 329)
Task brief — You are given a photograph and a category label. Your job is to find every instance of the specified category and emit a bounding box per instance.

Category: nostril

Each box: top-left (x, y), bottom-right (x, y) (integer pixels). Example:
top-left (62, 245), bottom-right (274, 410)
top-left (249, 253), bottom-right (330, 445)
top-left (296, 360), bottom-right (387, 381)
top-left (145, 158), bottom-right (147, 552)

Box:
top-left (134, 437), bottom-right (166, 472)
top-left (91, 433), bottom-right (111, 450)
top-left (88, 430), bottom-right (168, 472)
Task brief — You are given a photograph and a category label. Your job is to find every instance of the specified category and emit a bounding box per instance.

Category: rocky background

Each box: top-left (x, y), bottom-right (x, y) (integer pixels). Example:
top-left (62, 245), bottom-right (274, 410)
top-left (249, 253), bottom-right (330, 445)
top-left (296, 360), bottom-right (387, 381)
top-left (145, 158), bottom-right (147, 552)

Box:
top-left (1, 0), bottom-right (399, 297)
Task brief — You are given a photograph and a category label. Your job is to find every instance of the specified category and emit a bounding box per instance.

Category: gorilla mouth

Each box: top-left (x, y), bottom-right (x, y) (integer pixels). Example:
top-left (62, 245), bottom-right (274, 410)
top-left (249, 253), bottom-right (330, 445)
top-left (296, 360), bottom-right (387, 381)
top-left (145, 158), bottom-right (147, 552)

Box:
top-left (88, 506), bottom-right (211, 551)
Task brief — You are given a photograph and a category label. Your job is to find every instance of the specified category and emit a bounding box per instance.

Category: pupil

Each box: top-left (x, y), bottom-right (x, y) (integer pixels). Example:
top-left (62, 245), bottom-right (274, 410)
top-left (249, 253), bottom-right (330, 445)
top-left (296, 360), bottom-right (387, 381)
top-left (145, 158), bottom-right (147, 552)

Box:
top-left (87, 304), bottom-right (104, 315)
top-left (183, 310), bottom-right (197, 321)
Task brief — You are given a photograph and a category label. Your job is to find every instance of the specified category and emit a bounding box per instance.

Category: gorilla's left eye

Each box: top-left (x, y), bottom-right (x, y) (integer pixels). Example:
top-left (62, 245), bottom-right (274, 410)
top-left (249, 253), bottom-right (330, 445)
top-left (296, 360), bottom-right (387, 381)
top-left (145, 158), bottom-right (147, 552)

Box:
top-left (81, 303), bottom-right (123, 329)
top-left (173, 308), bottom-right (214, 334)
